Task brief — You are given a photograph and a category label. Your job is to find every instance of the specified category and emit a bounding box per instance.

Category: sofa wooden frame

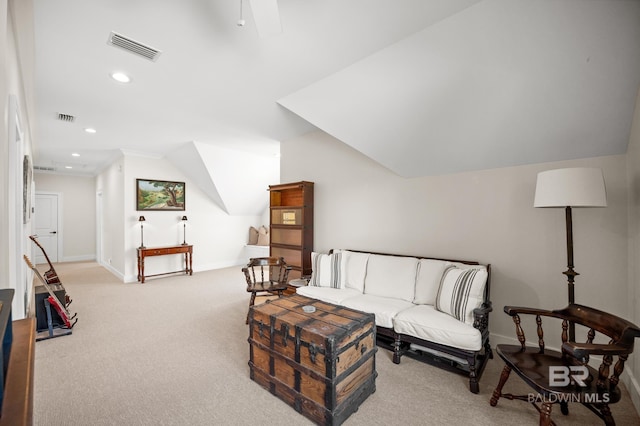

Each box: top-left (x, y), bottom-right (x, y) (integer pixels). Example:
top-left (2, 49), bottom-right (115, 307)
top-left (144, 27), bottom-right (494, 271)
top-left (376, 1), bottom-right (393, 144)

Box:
top-left (342, 249), bottom-right (493, 394)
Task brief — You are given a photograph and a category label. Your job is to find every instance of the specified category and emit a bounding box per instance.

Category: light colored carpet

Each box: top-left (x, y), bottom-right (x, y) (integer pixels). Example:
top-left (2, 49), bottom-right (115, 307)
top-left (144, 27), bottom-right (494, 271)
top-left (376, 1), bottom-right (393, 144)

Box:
top-left (33, 262), bottom-right (640, 425)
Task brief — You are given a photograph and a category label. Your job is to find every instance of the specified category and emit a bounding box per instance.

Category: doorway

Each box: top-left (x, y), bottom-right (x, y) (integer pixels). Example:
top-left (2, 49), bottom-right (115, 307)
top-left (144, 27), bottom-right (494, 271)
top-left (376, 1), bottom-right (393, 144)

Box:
top-left (34, 192), bottom-right (61, 264)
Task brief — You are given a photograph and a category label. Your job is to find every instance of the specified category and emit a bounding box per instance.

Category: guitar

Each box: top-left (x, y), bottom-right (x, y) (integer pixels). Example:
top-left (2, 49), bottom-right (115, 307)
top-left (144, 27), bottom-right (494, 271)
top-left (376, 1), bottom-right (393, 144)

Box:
top-left (23, 255), bottom-right (77, 329)
top-left (28, 235), bottom-right (61, 284)
top-left (28, 235), bottom-right (72, 307)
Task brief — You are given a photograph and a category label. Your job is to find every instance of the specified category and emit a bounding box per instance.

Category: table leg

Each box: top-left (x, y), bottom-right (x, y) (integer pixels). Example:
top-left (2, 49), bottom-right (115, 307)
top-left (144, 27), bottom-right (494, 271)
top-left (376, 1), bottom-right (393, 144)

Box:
top-left (140, 256), bottom-right (145, 283)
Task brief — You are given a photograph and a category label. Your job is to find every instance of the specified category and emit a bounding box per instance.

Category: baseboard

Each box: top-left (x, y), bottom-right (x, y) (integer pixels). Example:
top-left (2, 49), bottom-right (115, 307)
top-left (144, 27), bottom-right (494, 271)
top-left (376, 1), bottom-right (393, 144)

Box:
top-left (122, 260), bottom-right (245, 283)
top-left (101, 261), bottom-right (125, 281)
top-left (623, 366), bottom-right (640, 417)
top-left (489, 332), bottom-right (519, 347)
top-left (62, 254), bottom-right (95, 262)
top-left (196, 260), bottom-right (246, 271)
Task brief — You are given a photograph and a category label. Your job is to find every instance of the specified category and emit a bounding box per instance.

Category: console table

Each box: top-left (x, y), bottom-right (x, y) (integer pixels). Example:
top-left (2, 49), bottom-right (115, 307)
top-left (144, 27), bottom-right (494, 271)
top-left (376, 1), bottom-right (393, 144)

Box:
top-left (137, 244), bottom-right (193, 283)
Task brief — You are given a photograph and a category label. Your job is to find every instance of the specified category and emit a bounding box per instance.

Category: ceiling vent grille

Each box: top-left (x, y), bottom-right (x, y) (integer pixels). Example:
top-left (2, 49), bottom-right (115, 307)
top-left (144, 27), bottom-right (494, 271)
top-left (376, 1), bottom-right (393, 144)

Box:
top-left (107, 31), bottom-right (161, 62)
top-left (34, 165), bottom-right (56, 172)
top-left (57, 113), bottom-right (75, 122)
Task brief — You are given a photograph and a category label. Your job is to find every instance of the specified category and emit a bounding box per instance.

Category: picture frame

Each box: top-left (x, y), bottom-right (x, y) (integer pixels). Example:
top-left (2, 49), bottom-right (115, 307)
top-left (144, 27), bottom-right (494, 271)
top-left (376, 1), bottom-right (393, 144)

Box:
top-left (23, 155), bottom-right (33, 223)
top-left (136, 179), bottom-right (185, 211)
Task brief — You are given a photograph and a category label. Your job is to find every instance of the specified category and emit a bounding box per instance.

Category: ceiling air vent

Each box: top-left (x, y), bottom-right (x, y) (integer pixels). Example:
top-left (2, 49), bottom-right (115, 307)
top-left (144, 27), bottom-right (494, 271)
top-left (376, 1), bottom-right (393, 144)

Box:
top-left (34, 166), bottom-right (56, 172)
top-left (57, 113), bottom-right (75, 122)
top-left (107, 31), bottom-right (162, 62)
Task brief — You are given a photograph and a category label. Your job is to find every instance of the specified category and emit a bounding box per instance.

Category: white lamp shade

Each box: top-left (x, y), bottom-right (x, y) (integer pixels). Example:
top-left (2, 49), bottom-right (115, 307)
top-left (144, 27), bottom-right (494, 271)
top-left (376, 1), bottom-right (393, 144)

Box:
top-left (534, 168), bottom-right (607, 208)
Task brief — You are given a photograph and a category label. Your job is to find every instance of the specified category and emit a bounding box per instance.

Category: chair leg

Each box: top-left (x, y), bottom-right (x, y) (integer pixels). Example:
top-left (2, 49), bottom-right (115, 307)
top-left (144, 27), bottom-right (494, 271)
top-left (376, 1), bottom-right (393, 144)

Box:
top-left (599, 404), bottom-right (615, 426)
top-left (539, 402), bottom-right (552, 426)
top-left (490, 365), bottom-right (512, 406)
top-left (560, 401), bottom-right (569, 415)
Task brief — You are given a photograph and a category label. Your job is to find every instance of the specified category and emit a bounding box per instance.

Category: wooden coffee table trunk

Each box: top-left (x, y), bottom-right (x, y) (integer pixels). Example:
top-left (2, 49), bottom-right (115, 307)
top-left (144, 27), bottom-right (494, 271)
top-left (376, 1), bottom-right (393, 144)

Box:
top-left (248, 294), bottom-right (377, 425)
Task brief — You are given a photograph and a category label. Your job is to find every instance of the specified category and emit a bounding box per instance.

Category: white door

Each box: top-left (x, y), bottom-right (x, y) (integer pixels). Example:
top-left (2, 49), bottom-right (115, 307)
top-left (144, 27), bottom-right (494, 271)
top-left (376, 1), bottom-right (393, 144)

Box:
top-left (35, 193), bottom-right (59, 264)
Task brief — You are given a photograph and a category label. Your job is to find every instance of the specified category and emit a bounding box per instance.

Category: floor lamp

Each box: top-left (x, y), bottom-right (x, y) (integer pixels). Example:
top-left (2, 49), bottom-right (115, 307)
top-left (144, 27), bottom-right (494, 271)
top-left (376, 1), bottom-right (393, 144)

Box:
top-left (534, 167), bottom-right (607, 341)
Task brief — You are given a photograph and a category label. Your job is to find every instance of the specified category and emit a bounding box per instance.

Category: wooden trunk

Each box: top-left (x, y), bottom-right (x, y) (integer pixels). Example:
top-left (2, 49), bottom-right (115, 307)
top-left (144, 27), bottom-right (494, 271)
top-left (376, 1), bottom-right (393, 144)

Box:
top-left (248, 294), bottom-right (377, 425)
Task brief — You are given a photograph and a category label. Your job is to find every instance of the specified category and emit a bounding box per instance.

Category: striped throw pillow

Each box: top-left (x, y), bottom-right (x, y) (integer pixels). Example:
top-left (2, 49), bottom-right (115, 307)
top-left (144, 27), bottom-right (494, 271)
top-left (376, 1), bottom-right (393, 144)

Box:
top-left (310, 252), bottom-right (342, 288)
top-left (436, 266), bottom-right (488, 325)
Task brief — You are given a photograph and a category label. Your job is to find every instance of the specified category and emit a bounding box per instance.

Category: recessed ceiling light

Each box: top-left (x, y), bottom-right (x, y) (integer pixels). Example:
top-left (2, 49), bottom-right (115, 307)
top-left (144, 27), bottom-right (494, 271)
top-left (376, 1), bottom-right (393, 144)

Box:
top-left (72, 153), bottom-right (80, 157)
top-left (65, 166), bottom-right (73, 169)
top-left (84, 128), bottom-right (97, 134)
top-left (111, 72), bottom-right (131, 83)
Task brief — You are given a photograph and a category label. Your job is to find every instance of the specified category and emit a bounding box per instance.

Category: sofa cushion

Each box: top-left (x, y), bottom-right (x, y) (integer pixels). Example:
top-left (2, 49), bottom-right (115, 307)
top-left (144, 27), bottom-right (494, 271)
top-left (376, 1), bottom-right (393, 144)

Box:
top-left (341, 294), bottom-right (414, 328)
top-left (310, 252), bottom-right (343, 288)
top-left (340, 251), bottom-right (369, 292)
top-left (436, 266), bottom-right (488, 325)
top-left (363, 254), bottom-right (418, 302)
top-left (393, 305), bottom-right (482, 351)
top-left (295, 286), bottom-right (361, 305)
top-left (413, 259), bottom-right (449, 305)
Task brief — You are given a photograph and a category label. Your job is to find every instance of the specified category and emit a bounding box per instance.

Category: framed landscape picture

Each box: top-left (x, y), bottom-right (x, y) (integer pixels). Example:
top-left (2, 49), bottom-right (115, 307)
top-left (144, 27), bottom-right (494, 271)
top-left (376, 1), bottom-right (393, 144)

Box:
top-left (136, 179), bottom-right (185, 211)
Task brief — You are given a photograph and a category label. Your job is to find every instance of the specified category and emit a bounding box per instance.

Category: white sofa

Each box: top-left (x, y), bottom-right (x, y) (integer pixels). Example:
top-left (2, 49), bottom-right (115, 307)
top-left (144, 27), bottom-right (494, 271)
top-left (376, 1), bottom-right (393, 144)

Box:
top-left (296, 249), bottom-right (492, 393)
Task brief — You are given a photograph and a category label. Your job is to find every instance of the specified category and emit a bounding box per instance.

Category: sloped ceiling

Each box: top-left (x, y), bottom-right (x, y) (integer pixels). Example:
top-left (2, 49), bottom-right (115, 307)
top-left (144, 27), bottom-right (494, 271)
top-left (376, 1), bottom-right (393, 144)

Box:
top-left (169, 142), bottom-right (278, 215)
top-left (31, 0), bottom-right (640, 180)
top-left (279, 0), bottom-right (640, 177)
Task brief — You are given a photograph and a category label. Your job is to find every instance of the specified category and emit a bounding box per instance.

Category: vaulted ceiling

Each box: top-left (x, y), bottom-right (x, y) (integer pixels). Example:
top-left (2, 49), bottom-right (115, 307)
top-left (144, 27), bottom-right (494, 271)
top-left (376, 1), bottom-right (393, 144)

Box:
top-left (33, 0), bottom-right (640, 180)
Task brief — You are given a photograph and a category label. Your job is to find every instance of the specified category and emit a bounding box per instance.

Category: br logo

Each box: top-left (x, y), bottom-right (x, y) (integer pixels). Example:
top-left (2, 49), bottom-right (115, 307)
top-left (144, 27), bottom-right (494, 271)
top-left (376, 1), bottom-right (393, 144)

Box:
top-left (549, 366), bottom-right (589, 387)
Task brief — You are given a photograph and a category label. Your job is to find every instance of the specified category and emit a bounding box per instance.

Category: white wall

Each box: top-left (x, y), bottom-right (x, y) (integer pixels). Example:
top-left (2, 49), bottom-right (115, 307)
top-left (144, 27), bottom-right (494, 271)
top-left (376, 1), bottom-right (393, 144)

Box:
top-left (0, 0), bottom-right (36, 319)
top-left (0, 0), bottom-right (11, 309)
top-left (34, 173), bottom-right (96, 261)
top-left (96, 157), bottom-right (125, 275)
top-left (281, 129), bottom-right (633, 395)
top-left (96, 153), bottom-right (267, 282)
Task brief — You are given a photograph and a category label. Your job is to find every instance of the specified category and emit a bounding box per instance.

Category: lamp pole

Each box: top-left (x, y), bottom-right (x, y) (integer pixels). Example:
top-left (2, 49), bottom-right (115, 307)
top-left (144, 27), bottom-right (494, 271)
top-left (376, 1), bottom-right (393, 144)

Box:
top-left (563, 206), bottom-right (578, 341)
top-left (138, 216), bottom-right (146, 248)
top-left (181, 216), bottom-right (188, 245)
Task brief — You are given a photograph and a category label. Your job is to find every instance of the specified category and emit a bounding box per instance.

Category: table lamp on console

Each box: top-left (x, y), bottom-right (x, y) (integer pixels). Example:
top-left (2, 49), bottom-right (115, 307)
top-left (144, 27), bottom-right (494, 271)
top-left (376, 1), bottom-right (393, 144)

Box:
top-left (138, 216), bottom-right (146, 249)
top-left (181, 216), bottom-right (188, 245)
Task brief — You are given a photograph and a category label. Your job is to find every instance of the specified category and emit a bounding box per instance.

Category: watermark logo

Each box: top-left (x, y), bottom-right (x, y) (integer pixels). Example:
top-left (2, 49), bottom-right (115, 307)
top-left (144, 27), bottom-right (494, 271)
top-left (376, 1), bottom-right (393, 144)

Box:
top-left (549, 366), bottom-right (588, 387)
top-left (526, 365), bottom-right (610, 404)
top-left (527, 393), bottom-right (610, 404)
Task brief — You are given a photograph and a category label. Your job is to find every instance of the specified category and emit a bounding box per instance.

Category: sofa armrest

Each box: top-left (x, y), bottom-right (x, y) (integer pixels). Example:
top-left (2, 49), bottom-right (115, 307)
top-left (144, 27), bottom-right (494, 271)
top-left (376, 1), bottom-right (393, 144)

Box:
top-left (473, 302), bottom-right (492, 331)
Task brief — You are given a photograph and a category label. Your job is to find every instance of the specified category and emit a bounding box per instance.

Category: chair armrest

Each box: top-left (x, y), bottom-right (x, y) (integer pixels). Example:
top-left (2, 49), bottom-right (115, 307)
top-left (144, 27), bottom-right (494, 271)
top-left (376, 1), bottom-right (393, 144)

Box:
top-left (503, 306), bottom-right (564, 350)
top-left (503, 306), bottom-right (556, 318)
top-left (562, 341), bottom-right (630, 360)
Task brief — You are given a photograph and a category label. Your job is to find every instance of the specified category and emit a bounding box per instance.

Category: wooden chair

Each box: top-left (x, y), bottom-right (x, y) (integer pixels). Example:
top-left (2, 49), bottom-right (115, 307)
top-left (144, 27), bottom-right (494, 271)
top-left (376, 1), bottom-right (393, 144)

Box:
top-left (242, 257), bottom-right (291, 324)
top-left (490, 304), bottom-right (640, 425)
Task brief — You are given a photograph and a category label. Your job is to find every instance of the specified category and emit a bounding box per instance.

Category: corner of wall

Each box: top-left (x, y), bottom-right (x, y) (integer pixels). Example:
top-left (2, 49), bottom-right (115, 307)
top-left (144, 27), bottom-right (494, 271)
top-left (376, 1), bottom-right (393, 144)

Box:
top-left (626, 87), bottom-right (640, 416)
